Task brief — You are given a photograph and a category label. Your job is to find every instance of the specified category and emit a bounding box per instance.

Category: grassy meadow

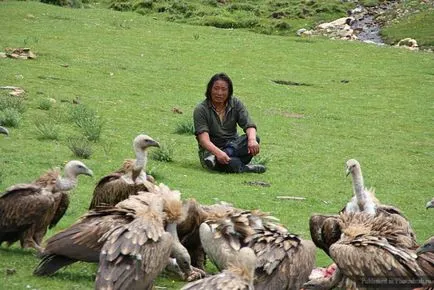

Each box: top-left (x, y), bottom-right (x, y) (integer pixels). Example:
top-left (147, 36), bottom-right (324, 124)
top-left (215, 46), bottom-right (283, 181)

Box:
top-left (0, 1), bottom-right (433, 289)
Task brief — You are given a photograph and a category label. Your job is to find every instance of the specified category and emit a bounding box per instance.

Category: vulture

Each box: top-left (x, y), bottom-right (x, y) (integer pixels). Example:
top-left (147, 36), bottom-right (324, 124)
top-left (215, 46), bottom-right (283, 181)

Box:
top-left (34, 184), bottom-right (204, 283)
top-left (0, 160), bottom-right (93, 252)
top-left (0, 126), bottom-right (8, 135)
top-left (95, 191), bottom-right (173, 290)
top-left (427, 198), bottom-right (434, 209)
top-left (88, 134), bottom-right (160, 209)
top-left (328, 211), bottom-right (428, 290)
top-left (417, 200), bottom-right (434, 286)
top-left (305, 159), bottom-right (418, 289)
top-left (181, 247), bottom-right (256, 290)
top-left (198, 205), bottom-right (316, 290)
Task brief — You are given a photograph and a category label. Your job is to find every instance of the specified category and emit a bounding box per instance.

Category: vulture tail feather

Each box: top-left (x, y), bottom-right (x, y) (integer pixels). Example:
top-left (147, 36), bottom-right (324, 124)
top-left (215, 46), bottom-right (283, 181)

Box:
top-left (33, 254), bottom-right (77, 276)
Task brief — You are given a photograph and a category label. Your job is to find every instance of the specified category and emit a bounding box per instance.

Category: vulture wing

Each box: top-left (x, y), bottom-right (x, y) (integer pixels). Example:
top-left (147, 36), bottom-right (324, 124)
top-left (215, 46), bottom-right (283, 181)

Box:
top-left (416, 236), bottom-right (434, 282)
top-left (89, 173), bottom-right (154, 209)
top-left (330, 235), bottom-right (427, 288)
top-left (0, 185), bottom-right (53, 245)
top-left (49, 192), bottom-right (70, 229)
top-left (96, 216), bottom-right (172, 290)
top-left (34, 207), bottom-right (132, 276)
top-left (247, 222), bottom-right (316, 290)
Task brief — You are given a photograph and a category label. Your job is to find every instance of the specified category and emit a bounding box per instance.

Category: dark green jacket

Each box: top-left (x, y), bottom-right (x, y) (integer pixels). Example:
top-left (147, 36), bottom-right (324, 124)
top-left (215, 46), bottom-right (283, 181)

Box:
top-left (193, 96), bottom-right (256, 149)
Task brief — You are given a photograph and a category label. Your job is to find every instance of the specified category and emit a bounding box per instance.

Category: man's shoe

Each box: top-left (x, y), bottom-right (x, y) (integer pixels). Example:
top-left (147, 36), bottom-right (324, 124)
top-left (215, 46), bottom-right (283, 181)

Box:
top-left (204, 155), bottom-right (216, 169)
top-left (243, 164), bottom-right (266, 174)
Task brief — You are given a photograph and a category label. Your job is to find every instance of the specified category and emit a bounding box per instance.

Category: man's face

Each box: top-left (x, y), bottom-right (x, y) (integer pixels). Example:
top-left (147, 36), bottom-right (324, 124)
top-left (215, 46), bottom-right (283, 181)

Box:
top-left (211, 80), bottom-right (229, 105)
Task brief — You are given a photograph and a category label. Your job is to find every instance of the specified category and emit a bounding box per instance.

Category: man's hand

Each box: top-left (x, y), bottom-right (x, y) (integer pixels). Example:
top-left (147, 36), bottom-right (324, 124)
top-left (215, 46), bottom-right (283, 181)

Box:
top-left (247, 139), bottom-right (260, 156)
top-left (216, 150), bottom-right (231, 164)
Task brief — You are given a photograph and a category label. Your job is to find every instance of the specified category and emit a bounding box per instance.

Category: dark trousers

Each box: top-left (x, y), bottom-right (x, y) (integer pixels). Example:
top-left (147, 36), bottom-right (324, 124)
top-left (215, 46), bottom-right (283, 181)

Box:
top-left (200, 135), bottom-right (260, 173)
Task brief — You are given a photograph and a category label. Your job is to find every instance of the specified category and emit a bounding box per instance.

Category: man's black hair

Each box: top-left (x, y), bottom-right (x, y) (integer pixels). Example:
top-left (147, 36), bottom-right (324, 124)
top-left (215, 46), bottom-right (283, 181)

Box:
top-left (205, 72), bottom-right (233, 100)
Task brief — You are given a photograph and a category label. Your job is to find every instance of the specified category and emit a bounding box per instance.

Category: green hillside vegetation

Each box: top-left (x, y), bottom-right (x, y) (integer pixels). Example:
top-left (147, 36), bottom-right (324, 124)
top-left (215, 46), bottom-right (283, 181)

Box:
top-left (1, 1), bottom-right (433, 289)
top-left (42, 0), bottom-right (434, 48)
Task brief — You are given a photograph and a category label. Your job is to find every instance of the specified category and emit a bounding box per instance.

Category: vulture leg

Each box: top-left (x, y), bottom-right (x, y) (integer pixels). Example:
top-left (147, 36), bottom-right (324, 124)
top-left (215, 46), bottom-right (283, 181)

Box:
top-left (20, 228), bottom-right (43, 252)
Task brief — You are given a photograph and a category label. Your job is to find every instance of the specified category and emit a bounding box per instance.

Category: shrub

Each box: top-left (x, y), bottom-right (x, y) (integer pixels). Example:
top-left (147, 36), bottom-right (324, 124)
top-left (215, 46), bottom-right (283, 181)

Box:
top-left (38, 99), bottom-right (52, 110)
top-left (174, 119), bottom-right (195, 135)
top-left (70, 105), bottom-right (104, 141)
top-left (150, 143), bottom-right (174, 162)
top-left (35, 120), bottom-right (60, 140)
top-left (0, 95), bottom-right (26, 113)
top-left (0, 108), bottom-right (21, 128)
top-left (67, 136), bottom-right (93, 159)
top-left (110, 0), bottom-right (132, 11)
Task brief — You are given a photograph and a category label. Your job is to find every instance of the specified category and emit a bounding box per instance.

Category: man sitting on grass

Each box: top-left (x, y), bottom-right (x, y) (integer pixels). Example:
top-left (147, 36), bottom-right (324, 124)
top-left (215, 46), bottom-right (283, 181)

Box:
top-left (193, 72), bottom-right (266, 174)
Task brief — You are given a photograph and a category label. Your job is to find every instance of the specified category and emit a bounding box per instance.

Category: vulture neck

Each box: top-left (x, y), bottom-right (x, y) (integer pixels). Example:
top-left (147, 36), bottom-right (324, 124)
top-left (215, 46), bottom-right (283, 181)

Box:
top-left (166, 222), bottom-right (180, 241)
top-left (55, 172), bottom-right (77, 192)
top-left (166, 222), bottom-right (193, 274)
top-left (351, 166), bottom-right (375, 214)
top-left (134, 147), bottom-right (147, 172)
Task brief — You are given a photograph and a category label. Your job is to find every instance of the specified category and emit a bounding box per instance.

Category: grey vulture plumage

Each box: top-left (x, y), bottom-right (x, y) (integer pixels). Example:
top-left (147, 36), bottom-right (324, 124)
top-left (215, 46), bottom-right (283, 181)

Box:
top-left (34, 183), bottom-right (204, 283)
top-left (0, 126), bottom-right (9, 135)
top-left (181, 247), bottom-right (256, 290)
top-left (198, 205), bottom-right (316, 290)
top-left (0, 160), bottom-right (93, 252)
top-left (88, 134), bottom-right (159, 209)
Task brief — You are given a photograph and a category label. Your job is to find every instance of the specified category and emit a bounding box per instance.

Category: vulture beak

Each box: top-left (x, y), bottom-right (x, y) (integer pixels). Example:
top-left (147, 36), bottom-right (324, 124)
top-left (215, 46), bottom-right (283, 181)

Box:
top-left (426, 200), bottom-right (434, 209)
top-left (84, 168), bottom-right (94, 177)
top-left (148, 140), bottom-right (160, 148)
top-left (0, 126), bottom-right (9, 135)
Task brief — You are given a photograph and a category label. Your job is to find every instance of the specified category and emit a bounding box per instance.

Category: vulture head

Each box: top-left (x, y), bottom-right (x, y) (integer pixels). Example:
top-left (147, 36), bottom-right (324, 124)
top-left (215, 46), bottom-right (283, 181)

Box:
top-left (0, 126), bottom-right (9, 135)
top-left (132, 134), bottom-right (160, 182)
top-left (426, 198), bottom-right (434, 209)
top-left (345, 159), bottom-right (360, 177)
top-left (134, 134), bottom-right (160, 152)
top-left (55, 160), bottom-right (93, 191)
top-left (63, 160), bottom-right (94, 178)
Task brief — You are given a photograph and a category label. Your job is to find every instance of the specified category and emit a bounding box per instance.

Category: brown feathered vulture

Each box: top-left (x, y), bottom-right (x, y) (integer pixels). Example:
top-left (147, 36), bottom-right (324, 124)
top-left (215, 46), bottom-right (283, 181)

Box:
top-left (0, 160), bottom-right (93, 252)
top-left (95, 191), bottom-right (173, 290)
top-left (34, 183), bottom-right (204, 283)
top-left (88, 134), bottom-right (159, 209)
top-left (181, 247), bottom-right (256, 290)
top-left (0, 126), bottom-right (8, 135)
top-left (329, 211), bottom-right (428, 289)
top-left (417, 200), bottom-right (434, 286)
top-left (198, 205), bottom-right (316, 290)
top-left (305, 159), bottom-right (418, 289)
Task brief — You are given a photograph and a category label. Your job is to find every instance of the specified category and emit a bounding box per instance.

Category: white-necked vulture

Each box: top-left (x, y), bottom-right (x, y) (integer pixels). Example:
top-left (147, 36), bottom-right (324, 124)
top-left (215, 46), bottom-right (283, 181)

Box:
top-left (0, 160), bottom-right (93, 252)
top-left (305, 159), bottom-right (418, 289)
top-left (88, 134), bottom-right (159, 209)
top-left (181, 247), bottom-right (256, 290)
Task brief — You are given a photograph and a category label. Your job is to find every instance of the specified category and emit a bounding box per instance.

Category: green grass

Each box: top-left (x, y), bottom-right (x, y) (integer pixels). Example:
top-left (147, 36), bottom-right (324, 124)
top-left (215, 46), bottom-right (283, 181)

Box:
top-left (381, 10), bottom-right (434, 48)
top-left (0, 1), bottom-right (433, 289)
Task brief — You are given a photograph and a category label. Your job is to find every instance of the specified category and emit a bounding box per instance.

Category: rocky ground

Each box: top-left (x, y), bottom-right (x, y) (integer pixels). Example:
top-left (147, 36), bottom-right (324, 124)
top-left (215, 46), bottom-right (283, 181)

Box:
top-left (297, 0), bottom-right (431, 52)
